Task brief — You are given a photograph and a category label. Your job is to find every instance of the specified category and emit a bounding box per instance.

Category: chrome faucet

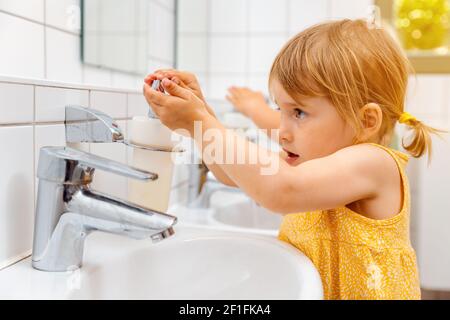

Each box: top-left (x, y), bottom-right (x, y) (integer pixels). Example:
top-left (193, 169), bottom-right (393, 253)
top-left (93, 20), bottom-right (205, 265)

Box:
top-left (65, 105), bottom-right (124, 144)
top-left (189, 171), bottom-right (242, 209)
top-left (32, 105), bottom-right (179, 272)
top-left (32, 146), bottom-right (177, 272)
top-left (65, 105), bottom-right (176, 152)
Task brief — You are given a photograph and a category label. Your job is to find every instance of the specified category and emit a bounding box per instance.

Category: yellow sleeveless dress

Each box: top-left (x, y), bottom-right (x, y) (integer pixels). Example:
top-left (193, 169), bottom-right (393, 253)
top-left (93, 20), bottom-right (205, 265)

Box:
top-left (278, 144), bottom-right (421, 300)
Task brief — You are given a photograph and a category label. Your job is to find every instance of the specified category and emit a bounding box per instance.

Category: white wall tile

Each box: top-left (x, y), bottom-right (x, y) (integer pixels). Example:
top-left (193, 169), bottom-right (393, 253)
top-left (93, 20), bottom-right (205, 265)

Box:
top-left (99, 0), bottom-right (136, 33)
top-left (249, 35), bottom-right (286, 75)
top-left (208, 75), bottom-right (247, 101)
top-left (45, 28), bottom-right (83, 83)
top-left (177, 35), bottom-right (208, 73)
top-left (406, 75), bottom-right (447, 118)
top-left (177, 0), bottom-right (207, 33)
top-left (413, 135), bottom-right (450, 289)
top-left (34, 124), bottom-right (66, 171)
top-left (147, 59), bottom-right (174, 73)
top-left (249, 0), bottom-right (287, 33)
top-left (45, 0), bottom-right (81, 34)
top-left (210, 0), bottom-right (247, 33)
top-left (35, 86), bottom-right (89, 122)
top-left (148, 1), bottom-right (175, 62)
top-left (0, 0), bottom-right (44, 22)
top-left (0, 82), bottom-right (34, 124)
top-left (210, 36), bottom-right (247, 73)
top-left (99, 35), bottom-right (137, 74)
top-left (0, 126), bottom-right (34, 266)
top-left (155, 0), bottom-right (175, 11)
top-left (128, 93), bottom-right (150, 118)
top-left (111, 72), bottom-right (141, 91)
top-left (289, 0), bottom-right (329, 35)
top-left (0, 12), bottom-right (45, 79)
top-left (329, 0), bottom-right (373, 20)
top-left (248, 75), bottom-right (270, 97)
top-left (83, 65), bottom-right (113, 87)
top-left (90, 90), bottom-right (127, 118)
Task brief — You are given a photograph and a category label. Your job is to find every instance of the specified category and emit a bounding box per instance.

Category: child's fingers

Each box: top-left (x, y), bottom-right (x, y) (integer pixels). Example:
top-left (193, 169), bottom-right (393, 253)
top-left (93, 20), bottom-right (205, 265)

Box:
top-left (170, 77), bottom-right (189, 89)
top-left (171, 76), bottom-right (181, 85)
top-left (144, 74), bottom-right (158, 85)
top-left (155, 69), bottom-right (196, 85)
top-left (154, 69), bottom-right (177, 80)
top-left (153, 72), bottom-right (188, 90)
top-left (228, 87), bottom-right (243, 98)
top-left (154, 68), bottom-right (176, 74)
top-left (143, 82), bottom-right (171, 106)
top-left (226, 94), bottom-right (236, 104)
top-left (171, 77), bottom-right (195, 92)
top-left (149, 70), bottom-right (174, 81)
top-left (161, 78), bottom-right (191, 100)
top-left (227, 87), bottom-right (237, 95)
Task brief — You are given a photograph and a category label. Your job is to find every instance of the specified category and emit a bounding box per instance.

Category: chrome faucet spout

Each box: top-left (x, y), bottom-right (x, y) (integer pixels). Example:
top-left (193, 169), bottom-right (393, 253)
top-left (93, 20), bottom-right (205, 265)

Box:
top-left (66, 187), bottom-right (177, 239)
top-left (32, 146), bottom-right (177, 272)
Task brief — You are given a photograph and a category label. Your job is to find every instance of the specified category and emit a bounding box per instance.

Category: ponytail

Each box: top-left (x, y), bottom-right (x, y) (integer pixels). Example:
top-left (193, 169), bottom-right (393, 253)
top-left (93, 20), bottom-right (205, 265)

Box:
top-left (399, 112), bottom-right (445, 160)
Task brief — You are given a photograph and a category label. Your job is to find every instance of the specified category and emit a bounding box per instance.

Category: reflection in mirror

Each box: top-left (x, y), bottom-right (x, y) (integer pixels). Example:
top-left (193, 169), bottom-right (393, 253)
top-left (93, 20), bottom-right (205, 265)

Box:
top-left (82, 0), bottom-right (175, 75)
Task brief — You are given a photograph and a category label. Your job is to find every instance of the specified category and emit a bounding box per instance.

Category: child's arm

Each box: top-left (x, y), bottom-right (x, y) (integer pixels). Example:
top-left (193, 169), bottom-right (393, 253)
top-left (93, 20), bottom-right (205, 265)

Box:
top-left (144, 79), bottom-right (389, 214)
top-left (207, 164), bottom-right (238, 187)
top-left (226, 87), bottom-right (281, 131)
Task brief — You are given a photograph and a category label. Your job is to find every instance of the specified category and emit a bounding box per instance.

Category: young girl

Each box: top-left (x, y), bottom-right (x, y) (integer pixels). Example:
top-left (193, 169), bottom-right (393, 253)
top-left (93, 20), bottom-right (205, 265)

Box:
top-left (143, 19), bottom-right (442, 300)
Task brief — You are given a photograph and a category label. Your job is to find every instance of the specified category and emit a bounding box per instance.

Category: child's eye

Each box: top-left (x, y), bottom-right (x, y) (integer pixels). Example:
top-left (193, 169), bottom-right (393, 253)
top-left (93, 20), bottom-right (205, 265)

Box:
top-left (294, 108), bottom-right (306, 119)
top-left (275, 107), bottom-right (281, 111)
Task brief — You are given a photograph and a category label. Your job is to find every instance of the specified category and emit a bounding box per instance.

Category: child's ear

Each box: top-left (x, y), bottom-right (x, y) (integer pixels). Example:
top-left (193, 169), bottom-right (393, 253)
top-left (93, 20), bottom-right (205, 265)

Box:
top-left (358, 103), bottom-right (383, 141)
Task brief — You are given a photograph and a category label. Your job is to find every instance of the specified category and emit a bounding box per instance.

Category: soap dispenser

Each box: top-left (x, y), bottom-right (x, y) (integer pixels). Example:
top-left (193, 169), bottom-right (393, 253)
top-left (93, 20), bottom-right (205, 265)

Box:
top-left (128, 115), bottom-right (182, 213)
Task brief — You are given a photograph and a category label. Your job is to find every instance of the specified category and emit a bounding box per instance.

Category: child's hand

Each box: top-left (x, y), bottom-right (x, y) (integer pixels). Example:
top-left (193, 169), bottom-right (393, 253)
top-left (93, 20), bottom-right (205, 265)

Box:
top-left (226, 87), bottom-right (268, 117)
top-left (143, 77), bottom-right (211, 135)
top-left (145, 69), bottom-right (216, 118)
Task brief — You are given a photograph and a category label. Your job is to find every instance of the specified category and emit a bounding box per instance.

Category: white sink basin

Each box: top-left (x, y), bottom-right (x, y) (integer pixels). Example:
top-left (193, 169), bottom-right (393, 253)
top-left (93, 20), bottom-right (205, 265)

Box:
top-left (171, 191), bottom-right (282, 235)
top-left (0, 226), bottom-right (322, 300)
top-left (212, 197), bottom-right (282, 231)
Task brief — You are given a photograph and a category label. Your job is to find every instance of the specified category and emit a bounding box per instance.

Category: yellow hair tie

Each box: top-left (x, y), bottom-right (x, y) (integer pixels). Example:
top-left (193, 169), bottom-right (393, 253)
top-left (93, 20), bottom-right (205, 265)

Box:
top-left (399, 112), bottom-right (416, 124)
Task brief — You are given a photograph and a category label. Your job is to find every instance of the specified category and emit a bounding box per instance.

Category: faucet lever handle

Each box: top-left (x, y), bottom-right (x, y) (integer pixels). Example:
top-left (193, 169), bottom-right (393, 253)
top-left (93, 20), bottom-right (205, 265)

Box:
top-left (77, 150), bottom-right (158, 181)
top-left (38, 146), bottom-right (158, 183)
top-left (65, 105), bottom-right (125, 143)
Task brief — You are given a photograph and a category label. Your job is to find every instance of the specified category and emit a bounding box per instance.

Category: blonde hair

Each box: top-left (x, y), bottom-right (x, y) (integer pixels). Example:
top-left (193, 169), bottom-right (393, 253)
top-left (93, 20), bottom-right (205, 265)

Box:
top-left (269, 19), bottom-right (443, 159)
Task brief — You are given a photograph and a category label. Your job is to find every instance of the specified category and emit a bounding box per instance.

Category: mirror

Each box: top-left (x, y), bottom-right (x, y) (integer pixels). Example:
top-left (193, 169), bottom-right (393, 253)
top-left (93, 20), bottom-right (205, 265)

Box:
top-left (81, 0), bottom-right (175, 75)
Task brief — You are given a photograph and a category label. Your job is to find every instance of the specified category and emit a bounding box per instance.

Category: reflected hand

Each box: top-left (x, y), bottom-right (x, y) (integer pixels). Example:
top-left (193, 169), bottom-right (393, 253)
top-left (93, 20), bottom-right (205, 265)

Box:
top-left (226, 87), bottom-right (268, 118)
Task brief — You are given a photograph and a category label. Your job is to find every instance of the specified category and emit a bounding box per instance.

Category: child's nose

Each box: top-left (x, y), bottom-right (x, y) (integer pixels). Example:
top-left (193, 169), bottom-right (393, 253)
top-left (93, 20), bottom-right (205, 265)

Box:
top-left (279, 126), bottom-right (293, 143)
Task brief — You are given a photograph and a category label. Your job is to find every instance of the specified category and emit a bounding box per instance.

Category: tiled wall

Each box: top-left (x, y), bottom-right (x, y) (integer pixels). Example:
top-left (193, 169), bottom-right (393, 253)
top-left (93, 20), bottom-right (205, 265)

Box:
top-left (177, 0), bottom-right (373, 106)
top-left (0, 0), bottom-right (190, 269)
top-left (0, 77), bottom-right (190, 269)
top-left (0, 0), bottom-right (175, 89)
top-left (177, 0), bottom-right (450, 290)
top-left (406, 75), bottom-right (450, 290)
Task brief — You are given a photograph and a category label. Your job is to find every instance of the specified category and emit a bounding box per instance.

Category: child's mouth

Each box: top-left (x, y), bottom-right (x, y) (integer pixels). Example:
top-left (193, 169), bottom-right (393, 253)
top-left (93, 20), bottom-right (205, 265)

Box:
top-left (283, 148), bottom-right (300, 165)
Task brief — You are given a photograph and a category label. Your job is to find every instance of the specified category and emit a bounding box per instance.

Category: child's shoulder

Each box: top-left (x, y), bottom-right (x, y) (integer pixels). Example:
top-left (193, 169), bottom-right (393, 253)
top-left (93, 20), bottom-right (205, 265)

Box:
top-left (333, 143), bottom-right (402, 184)
top-left (330, 143), bottom-right (405, 220)
top-left (335, 142), bottom-right (400, 164)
